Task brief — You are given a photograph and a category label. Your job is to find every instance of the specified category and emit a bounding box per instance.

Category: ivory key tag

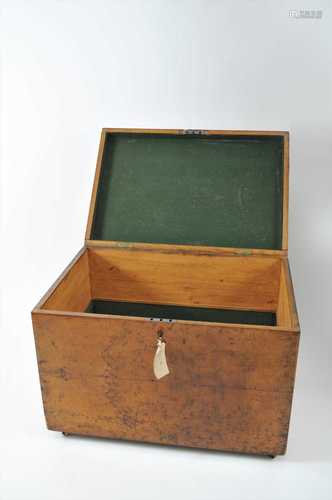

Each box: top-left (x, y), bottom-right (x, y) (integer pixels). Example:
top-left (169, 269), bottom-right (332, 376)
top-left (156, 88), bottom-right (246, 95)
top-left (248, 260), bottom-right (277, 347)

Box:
top-left (153, 337), bottom-right (170, 380)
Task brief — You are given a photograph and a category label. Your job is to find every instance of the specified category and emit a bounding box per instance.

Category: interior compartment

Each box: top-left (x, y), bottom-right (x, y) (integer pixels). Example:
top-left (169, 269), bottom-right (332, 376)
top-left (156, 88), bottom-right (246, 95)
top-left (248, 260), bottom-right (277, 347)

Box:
top-left (41, 247), bottom-right (296, 329)
top-left (85, 300), bottom-right (276, 326)
top-left (37, 130), bottom-right (293, 328)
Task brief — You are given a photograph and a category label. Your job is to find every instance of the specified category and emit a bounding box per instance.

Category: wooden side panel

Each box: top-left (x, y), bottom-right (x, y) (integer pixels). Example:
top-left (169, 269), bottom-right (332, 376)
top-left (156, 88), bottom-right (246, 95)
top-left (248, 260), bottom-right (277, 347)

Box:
top-left (277, 263), bottom-right (292, 328)
top-left (283, 259), bottom-right (300, 329)
top-left (88, 247), bottom-right (281, 312)
top-left (43, 252), bottom-right (91, 312)
top-left (276, 259), bottom-right (300, 329)
top-left (32, 312), bottom-right (299, 455)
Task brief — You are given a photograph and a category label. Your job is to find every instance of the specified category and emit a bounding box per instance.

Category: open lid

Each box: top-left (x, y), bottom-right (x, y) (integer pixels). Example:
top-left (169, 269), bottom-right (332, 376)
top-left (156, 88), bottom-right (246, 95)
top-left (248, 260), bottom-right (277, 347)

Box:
top-left (86, 129), bottom-right (289, 253)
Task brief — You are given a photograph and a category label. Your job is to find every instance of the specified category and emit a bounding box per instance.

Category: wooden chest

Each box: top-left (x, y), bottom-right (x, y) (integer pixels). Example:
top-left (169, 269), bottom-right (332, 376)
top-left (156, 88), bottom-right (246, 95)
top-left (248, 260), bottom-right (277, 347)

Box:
top-left (32, 128), bottom-right (300, 457)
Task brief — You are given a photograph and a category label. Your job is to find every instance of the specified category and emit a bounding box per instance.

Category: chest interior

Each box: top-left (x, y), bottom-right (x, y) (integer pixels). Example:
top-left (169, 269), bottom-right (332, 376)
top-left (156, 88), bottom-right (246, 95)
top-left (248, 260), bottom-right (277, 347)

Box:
top-left (40, 129), bottom-right (295, 330)
top-left (41, 246), bottom-right (295, 329)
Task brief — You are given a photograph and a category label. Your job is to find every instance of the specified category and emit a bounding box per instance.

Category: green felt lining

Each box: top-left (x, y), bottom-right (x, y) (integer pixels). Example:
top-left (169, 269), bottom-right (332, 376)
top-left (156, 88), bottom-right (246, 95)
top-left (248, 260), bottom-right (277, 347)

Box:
top-left (91, 132), bottom-right (284, 249)
top-left (86, 300), bottom-right (276, 326)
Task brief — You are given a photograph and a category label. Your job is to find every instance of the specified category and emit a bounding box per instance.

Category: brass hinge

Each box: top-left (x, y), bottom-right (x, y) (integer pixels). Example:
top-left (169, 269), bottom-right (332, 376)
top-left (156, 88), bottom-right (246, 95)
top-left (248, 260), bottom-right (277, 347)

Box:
top-left (183, 129), bottom-right (209, 135)
top-left (149, 317), bottom-right (174, 323)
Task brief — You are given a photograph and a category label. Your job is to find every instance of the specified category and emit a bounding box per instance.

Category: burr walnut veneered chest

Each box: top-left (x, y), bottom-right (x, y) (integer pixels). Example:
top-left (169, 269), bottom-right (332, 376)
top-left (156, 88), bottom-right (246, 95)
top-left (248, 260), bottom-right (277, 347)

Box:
top-left (32, 129), bottom-right (300, 456)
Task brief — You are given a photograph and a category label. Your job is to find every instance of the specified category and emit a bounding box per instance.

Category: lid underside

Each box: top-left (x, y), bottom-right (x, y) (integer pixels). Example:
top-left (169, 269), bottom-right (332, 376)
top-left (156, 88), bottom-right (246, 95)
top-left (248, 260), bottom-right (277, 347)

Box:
top-left (91, 132), bottom-right (284, 250)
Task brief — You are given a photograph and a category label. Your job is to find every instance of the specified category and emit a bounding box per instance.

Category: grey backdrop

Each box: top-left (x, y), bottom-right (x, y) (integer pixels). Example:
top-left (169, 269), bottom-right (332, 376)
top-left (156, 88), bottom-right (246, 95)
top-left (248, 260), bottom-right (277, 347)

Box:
top-left (1, 1), bottom-right (331, 499)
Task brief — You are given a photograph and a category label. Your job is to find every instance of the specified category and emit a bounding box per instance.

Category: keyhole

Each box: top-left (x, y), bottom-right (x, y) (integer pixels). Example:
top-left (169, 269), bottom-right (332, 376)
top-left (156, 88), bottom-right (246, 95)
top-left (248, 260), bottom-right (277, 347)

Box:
top-left (157, 329), bottom-right (165, 342)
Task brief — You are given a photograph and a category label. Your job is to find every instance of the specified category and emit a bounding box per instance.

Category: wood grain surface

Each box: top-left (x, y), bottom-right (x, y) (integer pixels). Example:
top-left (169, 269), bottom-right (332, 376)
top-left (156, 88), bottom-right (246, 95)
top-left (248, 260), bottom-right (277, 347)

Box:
top-left (88, 247), bottom-right (281, 312)
top-left (32, 310), bottom-right (299, 455)
top-left (43, 250), bottom-right (91, 312)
